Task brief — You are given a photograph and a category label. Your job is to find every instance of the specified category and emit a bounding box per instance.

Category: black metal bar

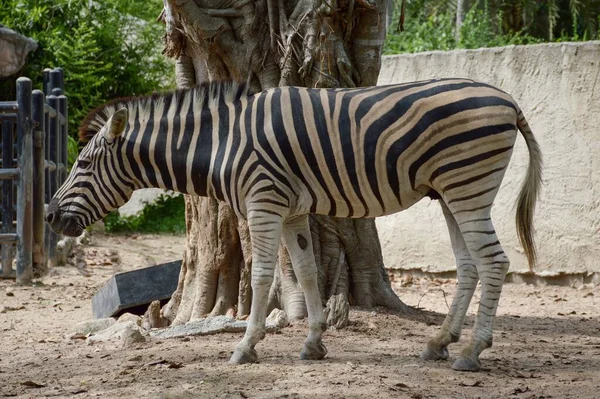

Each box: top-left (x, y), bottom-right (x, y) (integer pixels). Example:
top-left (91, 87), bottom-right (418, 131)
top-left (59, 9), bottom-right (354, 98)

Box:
top-left (43, 103), bottom-right (57, 118)
top-left (16, 77), bottom-right (33, 284)
top-left (0, 169), bottom-right (19, 179)
top-left (49, 69), bottom-right (63, 95)
top-left (1, 119), bottom-right (15, 277)
top-left (58, 94), bottom-right (68, 186)
top-left (57, 68), bottom-right (64, 91)
top-left (0, 233), bottom-right (18, 243)
top-left (44, 160), bottom-right (56, 171)
top-left (32, 90), bottom-right (46, 275)
top-left (42, 68), bottom-right (51, 96)
top-left (0, 103), bottom-right (18, 113)
top-left (45, 94), bottom-right (59, 267)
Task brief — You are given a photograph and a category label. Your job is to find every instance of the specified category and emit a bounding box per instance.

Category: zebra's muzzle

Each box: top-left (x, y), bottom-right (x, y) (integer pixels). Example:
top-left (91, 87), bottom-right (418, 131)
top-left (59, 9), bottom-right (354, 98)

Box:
top-left (46, 199), bottom-right (84, 237)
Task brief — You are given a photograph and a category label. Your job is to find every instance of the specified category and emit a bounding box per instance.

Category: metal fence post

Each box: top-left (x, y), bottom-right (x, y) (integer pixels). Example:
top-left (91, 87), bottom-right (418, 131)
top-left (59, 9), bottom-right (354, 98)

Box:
top-left (1, 119), bottom-right (15, 278)
top-left (46, 93), bottom-right (59, 267)
top-left (32, 90), bottom-right (46, 275)
top-left (16, 77), bottom-right (33, 284)
top-left (49, 69), bottom-right (62, 96)
top-left (57, 93), bottom-right (68, 187)
top-left (42, 68), bottom-right (51, 97)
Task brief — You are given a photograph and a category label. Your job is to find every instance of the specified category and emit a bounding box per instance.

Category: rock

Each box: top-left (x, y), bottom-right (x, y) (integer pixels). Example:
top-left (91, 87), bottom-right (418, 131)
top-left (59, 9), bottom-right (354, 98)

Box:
top-left (266, 308), bottom-right (288, 329)
top-left (0, 26), bottom-right (38, 77)
top-left (142, 300), bottom-right (169, 330)
top-left (72, 318), bottom-right (116, 335)
top-left (118, 189), bottom-right (180, 217)
top-left (117, 313), bottom-right (142, 326)
top-left (86, 320), bottom-right (146, 344)
top-left (5, 289), bottom-right (14, 297)
top-left (150, 315), bottom-right (283, 339)
top-left (121, 327), bottom-right (146, 347)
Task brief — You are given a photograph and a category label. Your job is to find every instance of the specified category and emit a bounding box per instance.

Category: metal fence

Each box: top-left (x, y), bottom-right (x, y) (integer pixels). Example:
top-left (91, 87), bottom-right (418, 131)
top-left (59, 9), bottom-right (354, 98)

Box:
top-left (0, 68), bottom-right (68, 284)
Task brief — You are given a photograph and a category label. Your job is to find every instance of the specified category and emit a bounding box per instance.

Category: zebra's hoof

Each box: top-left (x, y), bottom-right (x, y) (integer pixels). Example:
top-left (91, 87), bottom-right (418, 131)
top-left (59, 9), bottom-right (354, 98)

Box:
top-left (300, 340), bottom-right (327, 360)
top-left (420, 344), bottom-right (449, 361)
top-left (229, 347), bottom-right (258, 364)
top-left (451, 356), bottom-right (481, 372)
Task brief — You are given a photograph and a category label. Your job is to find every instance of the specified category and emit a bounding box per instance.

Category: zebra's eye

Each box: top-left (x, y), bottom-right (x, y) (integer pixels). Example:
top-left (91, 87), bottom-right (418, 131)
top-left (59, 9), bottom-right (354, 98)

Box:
top-left (78, 159), bottom-right (92, 169)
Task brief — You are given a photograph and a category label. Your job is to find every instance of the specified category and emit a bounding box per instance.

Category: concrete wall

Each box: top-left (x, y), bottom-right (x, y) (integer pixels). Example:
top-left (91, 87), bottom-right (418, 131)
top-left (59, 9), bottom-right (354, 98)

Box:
top-left (376, 42), bottom-right (600, 275)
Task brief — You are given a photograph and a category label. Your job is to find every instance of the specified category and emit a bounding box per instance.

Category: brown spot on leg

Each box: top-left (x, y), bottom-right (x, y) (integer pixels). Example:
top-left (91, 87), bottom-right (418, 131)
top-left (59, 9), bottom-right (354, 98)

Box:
top-left (297, 234), bottom-right (308, 250)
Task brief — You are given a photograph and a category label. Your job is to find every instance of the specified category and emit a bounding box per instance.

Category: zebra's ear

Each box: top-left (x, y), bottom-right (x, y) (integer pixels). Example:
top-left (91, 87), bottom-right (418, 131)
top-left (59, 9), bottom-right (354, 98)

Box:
top-left (104, 108), bottom-right (128, 143)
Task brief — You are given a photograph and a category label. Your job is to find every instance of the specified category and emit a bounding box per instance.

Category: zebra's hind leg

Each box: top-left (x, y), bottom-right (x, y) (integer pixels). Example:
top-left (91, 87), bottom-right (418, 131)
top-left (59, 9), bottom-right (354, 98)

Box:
top-left (421, 201), bottom-right (479, 361)
top-left (450, 210), bottom-right (510, 372)
top-left (282, 215), bottom-right (328, 360)
top-left (230, 210), bottom-right (283, 365)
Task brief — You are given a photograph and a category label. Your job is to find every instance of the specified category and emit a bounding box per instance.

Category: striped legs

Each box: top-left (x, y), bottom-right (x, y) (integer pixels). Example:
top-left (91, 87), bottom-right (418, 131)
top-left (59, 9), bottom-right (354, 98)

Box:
top-left (422, 200), bottom-right (510, 372)
top-left (421, 201), bottom-right (479, 361)
top-left (452, 212), bottom-right (509, 372)
top-left (230, 210), bottom-right (283, 364)
top-left (281, 215), bottom-right (327, 360)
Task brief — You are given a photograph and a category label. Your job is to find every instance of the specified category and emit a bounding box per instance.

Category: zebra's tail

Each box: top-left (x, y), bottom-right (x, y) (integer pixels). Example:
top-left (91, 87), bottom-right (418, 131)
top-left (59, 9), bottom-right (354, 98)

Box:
top-left (515, 109), bottom-right (543, 270)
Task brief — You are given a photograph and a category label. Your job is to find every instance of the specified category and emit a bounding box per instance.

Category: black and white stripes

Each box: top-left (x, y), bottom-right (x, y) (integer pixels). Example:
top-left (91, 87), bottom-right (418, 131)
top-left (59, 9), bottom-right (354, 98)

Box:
top-left (47, 78), bottom-right (542, 371)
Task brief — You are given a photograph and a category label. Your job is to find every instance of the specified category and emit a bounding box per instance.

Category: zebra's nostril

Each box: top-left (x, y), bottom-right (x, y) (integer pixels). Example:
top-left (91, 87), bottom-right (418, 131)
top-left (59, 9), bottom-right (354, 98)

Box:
top-left (46, 211), bottom-right (56, 224)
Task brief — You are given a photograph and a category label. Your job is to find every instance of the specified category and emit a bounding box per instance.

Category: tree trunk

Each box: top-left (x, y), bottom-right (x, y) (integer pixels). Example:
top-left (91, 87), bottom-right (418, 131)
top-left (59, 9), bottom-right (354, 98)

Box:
top-left (455, 0), bottom-right (465, 41)
top-left (159, 0), bottom-right (410, 329)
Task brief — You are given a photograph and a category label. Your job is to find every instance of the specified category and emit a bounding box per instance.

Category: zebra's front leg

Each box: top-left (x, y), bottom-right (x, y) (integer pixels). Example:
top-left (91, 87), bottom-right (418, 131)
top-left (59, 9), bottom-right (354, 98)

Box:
top-left (282, 215), bottom-right (327, 360)
top-left (230, 211), bottom-right (283, 365)
top-left (421, 201), bottom-right (479, 361)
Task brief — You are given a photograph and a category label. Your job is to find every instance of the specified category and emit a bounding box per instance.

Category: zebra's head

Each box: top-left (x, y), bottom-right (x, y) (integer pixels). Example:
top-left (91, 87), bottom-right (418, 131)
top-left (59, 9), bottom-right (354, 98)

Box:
top-left (46, 108), bottom-right (133, 237)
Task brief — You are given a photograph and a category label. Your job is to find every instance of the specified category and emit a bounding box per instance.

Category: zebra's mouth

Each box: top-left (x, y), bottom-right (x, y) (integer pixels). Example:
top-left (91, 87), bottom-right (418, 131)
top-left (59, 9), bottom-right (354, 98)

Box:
top-left (46, 199), bottom-right (85, 237)
top-left (47, 213), bottom-right (84, 237)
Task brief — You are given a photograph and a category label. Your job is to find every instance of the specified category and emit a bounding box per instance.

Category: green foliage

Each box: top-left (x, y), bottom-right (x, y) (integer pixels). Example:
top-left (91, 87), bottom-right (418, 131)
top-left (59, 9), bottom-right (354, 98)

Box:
top-left (104, 195), bottom-right (186, 234)
top-left (67, 135), bottom-right (79, 169)
top-left (0, 0), bottom-right (174, 166)
top-left (385, 11), bottom-right (456, 54)
top-left (385, 0), bottom-right (598, 54)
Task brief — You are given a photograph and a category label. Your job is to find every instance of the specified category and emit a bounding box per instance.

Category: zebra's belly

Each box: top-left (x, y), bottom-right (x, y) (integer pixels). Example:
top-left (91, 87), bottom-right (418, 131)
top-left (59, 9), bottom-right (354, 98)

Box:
top-left (308, 187), bottom-right (428, 219)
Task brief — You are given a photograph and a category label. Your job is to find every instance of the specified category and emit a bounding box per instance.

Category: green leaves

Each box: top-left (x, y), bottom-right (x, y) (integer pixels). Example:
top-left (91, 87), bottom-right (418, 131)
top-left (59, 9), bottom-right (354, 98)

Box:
top-left (1, 0), bottom-right (174, 166)
top-left (384, 0), bottom-right (598, 54)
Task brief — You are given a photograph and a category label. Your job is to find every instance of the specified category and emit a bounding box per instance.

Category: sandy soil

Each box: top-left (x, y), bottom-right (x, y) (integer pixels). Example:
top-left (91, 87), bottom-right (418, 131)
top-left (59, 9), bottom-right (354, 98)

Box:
top-left (1, 233), bottom-right (599, 399)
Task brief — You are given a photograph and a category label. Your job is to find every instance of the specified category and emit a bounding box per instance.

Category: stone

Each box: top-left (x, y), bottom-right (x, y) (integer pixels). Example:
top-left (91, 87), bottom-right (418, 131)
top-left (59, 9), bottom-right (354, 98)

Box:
top-left (86, 320), bottom-right (145, 344)
top-left (72, 318), bottom-right (116, 335)
top-left (121, 327), bottom-right (146, 347)
top-left (266, 308), bottom-right (288, 329)
top-left (117, 312), bottom-right (142, 326)
top-left (0, 25), bottom-right (38, 77)
top-left (118, 189), bottom-right (180, 217)
top-left (141, 300), bottom-right (169, 330)
top-left (91, 260), bottom-right (181, 318)
top-left (150, 315), bottom-right (283, 339)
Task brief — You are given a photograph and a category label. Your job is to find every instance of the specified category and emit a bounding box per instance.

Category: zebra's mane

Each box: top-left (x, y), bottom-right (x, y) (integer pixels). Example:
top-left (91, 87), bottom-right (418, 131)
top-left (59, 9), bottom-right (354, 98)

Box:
top-left (78, 81), bottom-right (253, 142)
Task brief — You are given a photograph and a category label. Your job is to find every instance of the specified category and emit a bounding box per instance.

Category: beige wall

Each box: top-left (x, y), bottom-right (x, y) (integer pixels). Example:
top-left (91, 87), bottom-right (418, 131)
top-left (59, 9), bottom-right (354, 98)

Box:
top-left (376, 42), bottom-right (600, 275)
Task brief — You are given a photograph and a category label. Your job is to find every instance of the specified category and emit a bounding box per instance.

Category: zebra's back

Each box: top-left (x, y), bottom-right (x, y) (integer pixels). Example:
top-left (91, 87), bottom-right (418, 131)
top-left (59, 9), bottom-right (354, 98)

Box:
top-left (247, 79), bottom-right (520, 219)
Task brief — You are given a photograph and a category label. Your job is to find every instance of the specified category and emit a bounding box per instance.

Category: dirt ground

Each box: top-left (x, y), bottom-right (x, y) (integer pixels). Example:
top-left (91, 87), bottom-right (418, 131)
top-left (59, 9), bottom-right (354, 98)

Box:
top-left (1, 233), bottom-right (599, 399)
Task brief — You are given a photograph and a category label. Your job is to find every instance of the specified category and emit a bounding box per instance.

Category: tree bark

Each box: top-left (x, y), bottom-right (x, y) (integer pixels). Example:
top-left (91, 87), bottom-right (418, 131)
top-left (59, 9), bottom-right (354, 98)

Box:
top-left (455, 0), bottom-right (466, 41)
top-left (160, 0), bottom-right (409, 329)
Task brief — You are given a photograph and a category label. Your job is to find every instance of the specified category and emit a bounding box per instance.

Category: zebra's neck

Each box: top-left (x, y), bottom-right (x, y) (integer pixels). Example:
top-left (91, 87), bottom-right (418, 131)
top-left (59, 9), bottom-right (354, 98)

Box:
top-left (121, 101), bottom-right (217, 198)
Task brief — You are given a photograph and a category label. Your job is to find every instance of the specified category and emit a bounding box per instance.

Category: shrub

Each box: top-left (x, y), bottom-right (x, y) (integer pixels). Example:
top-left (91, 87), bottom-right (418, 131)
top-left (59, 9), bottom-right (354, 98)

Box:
top-left (0, 0), bottom-right (174, 167)
top-left (103, 194), bottom-right (186, 234)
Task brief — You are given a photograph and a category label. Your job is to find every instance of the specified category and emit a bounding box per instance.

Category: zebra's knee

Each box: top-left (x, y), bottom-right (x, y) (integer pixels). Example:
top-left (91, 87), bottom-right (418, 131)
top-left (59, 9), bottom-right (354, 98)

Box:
top-left (251, 273), bottom-right (274, 290)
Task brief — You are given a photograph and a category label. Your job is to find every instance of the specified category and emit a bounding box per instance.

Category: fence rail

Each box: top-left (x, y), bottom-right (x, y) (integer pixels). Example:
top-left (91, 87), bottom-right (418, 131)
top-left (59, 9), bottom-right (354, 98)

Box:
top-left (0, 68), bottom-right (68, 284)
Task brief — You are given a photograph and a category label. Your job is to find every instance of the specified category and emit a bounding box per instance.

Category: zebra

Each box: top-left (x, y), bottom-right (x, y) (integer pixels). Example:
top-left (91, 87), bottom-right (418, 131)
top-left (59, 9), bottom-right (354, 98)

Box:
top-left (46, 78), bottom-right (542, 372)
